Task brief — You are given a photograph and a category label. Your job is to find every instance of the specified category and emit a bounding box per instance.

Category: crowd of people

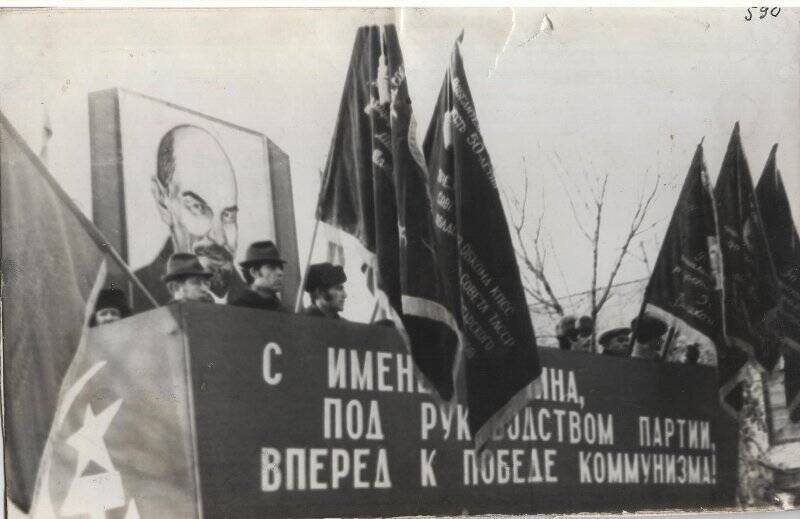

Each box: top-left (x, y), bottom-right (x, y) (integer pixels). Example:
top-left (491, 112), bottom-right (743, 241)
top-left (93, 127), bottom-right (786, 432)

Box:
top-left (555, 313), bottom-right (701, 364)
top-left (89, 239), bottom-right (348, 327)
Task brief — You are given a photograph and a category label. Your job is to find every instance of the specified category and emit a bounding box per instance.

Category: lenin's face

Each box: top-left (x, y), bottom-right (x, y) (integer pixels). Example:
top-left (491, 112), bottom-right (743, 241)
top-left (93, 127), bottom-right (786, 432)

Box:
top-left (153, 126), bottom-right (239, 296)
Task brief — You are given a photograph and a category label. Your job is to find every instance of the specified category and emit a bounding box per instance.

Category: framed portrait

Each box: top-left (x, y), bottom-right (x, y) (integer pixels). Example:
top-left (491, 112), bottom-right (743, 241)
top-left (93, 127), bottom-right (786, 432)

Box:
top-left (89, 88), bottom-right (299, 310)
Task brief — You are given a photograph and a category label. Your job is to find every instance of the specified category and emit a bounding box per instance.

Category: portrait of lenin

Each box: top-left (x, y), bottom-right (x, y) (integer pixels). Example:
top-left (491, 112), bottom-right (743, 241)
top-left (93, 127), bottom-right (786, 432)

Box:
top-left (134, 125), bottom-right (246, 306)
top-left (89, 89), bottom-right (299, 312)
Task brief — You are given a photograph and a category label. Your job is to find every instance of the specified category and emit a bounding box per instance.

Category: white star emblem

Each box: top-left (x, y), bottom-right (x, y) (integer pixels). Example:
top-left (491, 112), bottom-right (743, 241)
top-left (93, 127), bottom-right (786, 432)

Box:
top-left (124, 499), bottom-right (141, 519)
top-left (60, 399), bottom-right (126, 518)
top-left (66, 400), bottom-right (122, 475)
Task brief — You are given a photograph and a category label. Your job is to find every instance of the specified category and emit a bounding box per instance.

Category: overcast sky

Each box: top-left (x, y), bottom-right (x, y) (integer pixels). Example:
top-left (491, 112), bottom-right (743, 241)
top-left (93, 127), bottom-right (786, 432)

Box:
top-left (2, 7), bottom-right (798, 322)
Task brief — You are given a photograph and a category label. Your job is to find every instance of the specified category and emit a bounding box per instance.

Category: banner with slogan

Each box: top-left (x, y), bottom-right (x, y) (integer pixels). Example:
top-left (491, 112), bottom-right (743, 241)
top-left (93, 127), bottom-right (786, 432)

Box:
top-left (39, 303), bottom-right (736, 518)
top-left (423, 33), bottom-right (542, 448)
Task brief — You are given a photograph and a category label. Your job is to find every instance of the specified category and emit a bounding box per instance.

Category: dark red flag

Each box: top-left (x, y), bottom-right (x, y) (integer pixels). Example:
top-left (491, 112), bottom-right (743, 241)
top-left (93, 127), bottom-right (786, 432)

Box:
top-left (423, 34), bottom-right (541, 447)
top-left (756, 145), bottom-right (800, 422)
top-left (714, 123), bottom-right (778, 418)
top-left (714, 123), bottom-right (781, 378)
top-left (631, 143), bottom-right (743, 413)
top-left (29, 309), bottom-right (201, 518)
top-left (316, 25), bottom-right (460, 399)
top-left (1, 112), bottom-right (154, 509)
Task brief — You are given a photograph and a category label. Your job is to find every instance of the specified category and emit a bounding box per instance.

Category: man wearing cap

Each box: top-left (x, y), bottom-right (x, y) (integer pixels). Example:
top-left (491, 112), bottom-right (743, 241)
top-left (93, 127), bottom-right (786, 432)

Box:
top-left (630, 315), bottom-right (668, 360)
top-left (230, 240), bottom-right (287, 312)
top-left (90, 288), bottom-right (132, 327)
top-left (162, 253), bottom-right (215, 303)
top-left (303, 262), bottom-right (347, 319)
top-left (598, 327), bottom-right (632, 358)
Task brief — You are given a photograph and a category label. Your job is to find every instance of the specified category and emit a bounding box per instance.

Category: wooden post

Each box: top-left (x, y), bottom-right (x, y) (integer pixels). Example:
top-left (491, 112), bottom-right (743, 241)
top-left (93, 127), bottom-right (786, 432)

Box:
top-left (294, 219), bottom-right (320, 313)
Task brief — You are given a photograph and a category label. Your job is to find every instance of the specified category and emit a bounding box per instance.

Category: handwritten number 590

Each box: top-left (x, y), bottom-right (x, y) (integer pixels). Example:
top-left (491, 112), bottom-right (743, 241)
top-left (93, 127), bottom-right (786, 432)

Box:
top-left (745, 7), bottom-right (781, 20)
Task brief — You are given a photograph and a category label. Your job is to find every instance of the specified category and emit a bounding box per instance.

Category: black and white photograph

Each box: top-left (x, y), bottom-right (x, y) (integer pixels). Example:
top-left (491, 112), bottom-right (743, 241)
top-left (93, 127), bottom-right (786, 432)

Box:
top-left (1, 5), bottom-right (799, 518)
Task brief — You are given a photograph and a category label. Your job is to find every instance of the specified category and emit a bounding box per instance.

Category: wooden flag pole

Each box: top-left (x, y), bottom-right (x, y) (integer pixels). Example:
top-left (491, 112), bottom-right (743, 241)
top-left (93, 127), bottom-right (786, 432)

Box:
top-left (294, 218), bottom-right (320, 313)
top-left (103, 244), bottom-right (159, 308)
top-left (369, 299), bottom-right (380, 324)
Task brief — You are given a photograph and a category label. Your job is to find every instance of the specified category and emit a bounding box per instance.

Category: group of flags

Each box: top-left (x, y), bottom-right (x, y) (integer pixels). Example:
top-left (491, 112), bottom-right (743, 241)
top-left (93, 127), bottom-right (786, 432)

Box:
top-left (4, 20), bottom-right (799, 516)
top-left (2, 25), bottom-right (543, 513)
top-left (316, 26), bottom-right (541, 448)
top-left (635, 123), bottom-right (800, 419)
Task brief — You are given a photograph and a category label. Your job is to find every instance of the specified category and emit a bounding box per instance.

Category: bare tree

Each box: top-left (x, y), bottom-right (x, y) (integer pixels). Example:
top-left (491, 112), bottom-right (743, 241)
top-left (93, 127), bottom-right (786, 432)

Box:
top-left (506, 153), bottom-right (661, 351)
top-left (504, 157), bottom-right (565, 318)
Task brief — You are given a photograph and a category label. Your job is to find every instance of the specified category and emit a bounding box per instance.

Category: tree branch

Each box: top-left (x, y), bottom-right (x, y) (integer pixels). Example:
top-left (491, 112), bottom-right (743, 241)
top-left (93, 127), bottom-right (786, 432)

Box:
top-left (507, 155), bottom-right (564, 317)
top-left (595, 173), bottom-right (660, 313)
top-left (589, 174), bottom-right (608, 324)
top-left (552, 151), bottom-right (593, 242)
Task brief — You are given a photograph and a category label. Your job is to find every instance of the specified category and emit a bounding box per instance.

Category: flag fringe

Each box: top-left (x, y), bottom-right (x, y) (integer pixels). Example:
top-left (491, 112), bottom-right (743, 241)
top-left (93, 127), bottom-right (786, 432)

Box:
top-left (401, 294), bottom-right (466, 394)
top-left (374, 285), bottom-right (441, 398)
top-left (401, 295), bottom-right (461, 339)
top-left (473, 377), bottom-right (542, 451)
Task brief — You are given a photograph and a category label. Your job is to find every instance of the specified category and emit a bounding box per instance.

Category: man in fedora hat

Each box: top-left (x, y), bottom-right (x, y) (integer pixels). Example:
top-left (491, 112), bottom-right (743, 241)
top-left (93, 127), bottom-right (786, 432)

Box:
top-left (162, 252), bottom-right (215, 303)
top-left (90, 287), bottom-right (132, 327)
top-left (303, 262), bottom-right (347, 319)
top-left (230, 240), bottom-right (287, 312)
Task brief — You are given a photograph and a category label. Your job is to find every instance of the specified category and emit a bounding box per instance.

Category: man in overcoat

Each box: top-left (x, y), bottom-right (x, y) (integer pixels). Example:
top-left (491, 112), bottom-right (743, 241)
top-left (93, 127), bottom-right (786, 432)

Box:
top-left (303, 262), bottom-right (347, 320)
top-left (230, 240), bottom-right (287, 312)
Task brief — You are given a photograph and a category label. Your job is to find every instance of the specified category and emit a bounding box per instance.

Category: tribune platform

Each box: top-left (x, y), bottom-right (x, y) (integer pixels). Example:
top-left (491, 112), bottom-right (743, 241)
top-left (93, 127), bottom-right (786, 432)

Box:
top-left (32, 303), bottom-right (738, 518)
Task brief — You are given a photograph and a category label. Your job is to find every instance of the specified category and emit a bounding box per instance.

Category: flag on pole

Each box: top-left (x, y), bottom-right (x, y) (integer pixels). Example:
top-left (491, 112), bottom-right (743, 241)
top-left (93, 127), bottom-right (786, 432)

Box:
top-left (423, 34), bottom-right (541, 447)
top-left (714, 123), bottom-right (781, 376)
top-left (631, 142), bottom-right (743, 411)
top-left (28, 309), bottom-right (201, 519)
top-left (0, 111), bottom-right (153, 510)
top-left (755, 145), bottom-right (800, 422)
top-left (316, 25), bottom-right (460, 399)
